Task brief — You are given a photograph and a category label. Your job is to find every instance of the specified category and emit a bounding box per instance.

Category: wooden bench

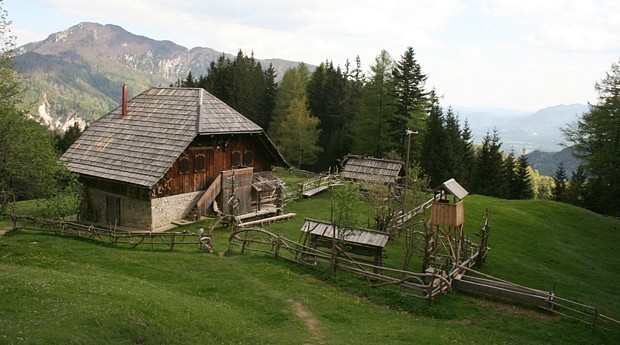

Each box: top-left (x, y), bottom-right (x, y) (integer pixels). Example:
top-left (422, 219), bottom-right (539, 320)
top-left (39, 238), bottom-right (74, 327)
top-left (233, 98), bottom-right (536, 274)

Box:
top-left (302, 185), bottom-right (328, 198)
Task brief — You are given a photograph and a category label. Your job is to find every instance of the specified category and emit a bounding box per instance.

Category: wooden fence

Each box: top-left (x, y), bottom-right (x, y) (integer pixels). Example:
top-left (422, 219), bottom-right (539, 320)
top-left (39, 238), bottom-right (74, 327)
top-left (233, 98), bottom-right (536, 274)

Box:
top-left (10, 217), bottom-right (213, 252)
top-left (228, 226), bottom-right (454, 301)
top-left (453, 266), bottom-right (620, 333)
top-left (228, 226), bottom-right (620, 333)
top-left (298, 171), bottom-right (343, 198)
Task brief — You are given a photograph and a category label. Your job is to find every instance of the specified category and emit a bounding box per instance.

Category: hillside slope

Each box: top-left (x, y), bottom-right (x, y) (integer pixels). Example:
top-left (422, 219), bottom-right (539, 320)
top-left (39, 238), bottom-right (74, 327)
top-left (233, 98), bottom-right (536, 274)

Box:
top-left (1, 195), bottom-right (618, 344)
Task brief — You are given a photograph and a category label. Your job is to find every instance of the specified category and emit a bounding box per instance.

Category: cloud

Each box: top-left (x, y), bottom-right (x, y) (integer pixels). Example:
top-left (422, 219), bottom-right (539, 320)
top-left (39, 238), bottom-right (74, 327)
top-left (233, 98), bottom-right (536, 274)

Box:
top-left (32, 0), bottom-right (468, 65)
top-left (476, 0), bottom-right (620, 53)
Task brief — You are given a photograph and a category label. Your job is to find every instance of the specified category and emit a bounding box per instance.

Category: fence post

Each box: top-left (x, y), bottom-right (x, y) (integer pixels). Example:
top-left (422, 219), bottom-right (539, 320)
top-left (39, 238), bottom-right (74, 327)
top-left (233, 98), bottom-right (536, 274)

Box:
top-left (274, 235), bottom-right (281, 258)
top-left (170, 232), bottom-right (176, 251)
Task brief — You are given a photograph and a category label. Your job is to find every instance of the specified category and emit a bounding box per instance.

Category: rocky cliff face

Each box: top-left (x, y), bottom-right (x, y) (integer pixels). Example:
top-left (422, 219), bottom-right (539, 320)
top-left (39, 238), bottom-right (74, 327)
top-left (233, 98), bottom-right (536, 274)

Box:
top-left (13, 22), bottom-right (300, 129)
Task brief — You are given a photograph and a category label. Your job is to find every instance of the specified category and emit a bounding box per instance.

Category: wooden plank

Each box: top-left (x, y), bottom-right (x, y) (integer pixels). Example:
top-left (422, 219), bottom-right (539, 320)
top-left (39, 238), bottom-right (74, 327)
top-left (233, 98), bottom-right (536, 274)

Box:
top-left (453, 275), bottom-right (554, 309)
top-left (237, 213), bottom-right (297, 228)
top-left (302, 185), bottom-right (328, 198)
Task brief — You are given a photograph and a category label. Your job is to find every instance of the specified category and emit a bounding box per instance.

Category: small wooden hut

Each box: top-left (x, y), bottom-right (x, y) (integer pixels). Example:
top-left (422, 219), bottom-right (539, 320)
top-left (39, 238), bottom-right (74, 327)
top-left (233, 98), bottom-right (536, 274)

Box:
top-left (430, 178), bottom-right (469, 227)
top-left (300, 218), bottom-right (389, 267)
top-left (341, 155), bottom-right (405, 185)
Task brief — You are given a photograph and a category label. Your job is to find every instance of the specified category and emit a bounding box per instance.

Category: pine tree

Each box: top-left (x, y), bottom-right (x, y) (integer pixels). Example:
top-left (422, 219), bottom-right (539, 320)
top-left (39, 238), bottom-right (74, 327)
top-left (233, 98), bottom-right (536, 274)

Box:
top-left (390, 47), bottom-right (429, 159)
top-left (502, 150), bottom-right (518, 199)
top-left (352, 50), bottom-right (395, 157)
top-left (459, 119), bottom-right (475, 189)
top-left (420, 93), bottom-right (445, 186)
top-left (443, 107), bottom-right (464, 183)
top-left (472, 129), bottom-right (504, 197)
top-left (564, 164), bottom-right (588, 207)
top-left (307, 61), bottom-right (351, 170)
top-left (551, 162), bottom-right (567, 201)
top-left (515, 152), bottom-right (534, 199)
top-left (261, 64), bottom-right (278, 132)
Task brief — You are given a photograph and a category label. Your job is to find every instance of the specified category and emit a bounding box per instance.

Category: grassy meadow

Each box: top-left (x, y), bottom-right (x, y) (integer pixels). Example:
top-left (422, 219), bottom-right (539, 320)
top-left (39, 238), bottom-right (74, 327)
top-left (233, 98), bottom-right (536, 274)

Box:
top-left (1, 180), bottom-right (619, 344)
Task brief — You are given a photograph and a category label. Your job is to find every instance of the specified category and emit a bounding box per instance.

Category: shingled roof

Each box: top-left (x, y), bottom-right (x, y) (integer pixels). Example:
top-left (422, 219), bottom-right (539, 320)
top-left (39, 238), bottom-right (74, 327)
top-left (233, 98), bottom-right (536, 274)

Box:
top-left (342, 155), bottom-right (405, 185)
top-left (61, 87), bottom-right (283, 188)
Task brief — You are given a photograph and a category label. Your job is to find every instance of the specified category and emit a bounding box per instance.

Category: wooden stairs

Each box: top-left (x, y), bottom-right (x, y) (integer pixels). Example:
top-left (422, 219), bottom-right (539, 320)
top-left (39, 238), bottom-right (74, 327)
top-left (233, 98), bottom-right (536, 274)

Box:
top-left (186, 175), bottom-right (223, 221)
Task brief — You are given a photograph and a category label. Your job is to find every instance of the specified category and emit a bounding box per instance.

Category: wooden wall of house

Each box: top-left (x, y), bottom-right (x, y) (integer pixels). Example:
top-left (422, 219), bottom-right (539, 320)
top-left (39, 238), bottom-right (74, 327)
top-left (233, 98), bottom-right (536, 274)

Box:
top-left (81, 177), bottom-right (151, 201)
top-left (154, 133), bottom-right (275, 198)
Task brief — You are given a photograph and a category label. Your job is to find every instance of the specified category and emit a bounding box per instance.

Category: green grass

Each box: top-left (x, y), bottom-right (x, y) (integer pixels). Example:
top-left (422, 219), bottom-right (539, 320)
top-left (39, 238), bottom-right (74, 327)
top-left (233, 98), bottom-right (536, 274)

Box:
top-left (1, 190), bottom-right (619, 344)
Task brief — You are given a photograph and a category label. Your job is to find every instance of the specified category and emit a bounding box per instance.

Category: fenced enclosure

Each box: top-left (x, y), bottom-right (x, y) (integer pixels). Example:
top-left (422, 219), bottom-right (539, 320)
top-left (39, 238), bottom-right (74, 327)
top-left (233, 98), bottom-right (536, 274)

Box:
top-left (227, 222), bottom-right (620, 333)
top-left (228, 226), bottom-right (452, 301)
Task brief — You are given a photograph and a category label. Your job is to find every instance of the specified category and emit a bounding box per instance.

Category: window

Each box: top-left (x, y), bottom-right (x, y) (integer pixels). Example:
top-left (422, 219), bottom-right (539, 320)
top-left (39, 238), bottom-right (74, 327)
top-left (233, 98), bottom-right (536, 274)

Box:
top-left (194, 154), bottom-right (205, 172)
top-left (231, 151), bottom-right (241, 167)
top-left (243, 150), bottom-right (254, 166)
top-left (179, 157), bottom-right (190, 174)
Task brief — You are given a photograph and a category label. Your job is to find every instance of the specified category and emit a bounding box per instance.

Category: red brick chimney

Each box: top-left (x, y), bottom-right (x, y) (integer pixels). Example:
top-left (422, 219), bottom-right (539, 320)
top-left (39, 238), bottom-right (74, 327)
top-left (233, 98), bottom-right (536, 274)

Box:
top-left (121, 84), bottom-right (128, 116)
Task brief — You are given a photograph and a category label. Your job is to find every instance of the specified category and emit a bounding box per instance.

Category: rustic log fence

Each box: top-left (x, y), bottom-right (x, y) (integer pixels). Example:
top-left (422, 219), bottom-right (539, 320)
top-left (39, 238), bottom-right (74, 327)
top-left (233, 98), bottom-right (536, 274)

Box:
top-left (298, 170), bottom-right (343, 198)
top-left (227, 226), bottom-right (452, 301)
top-left (228, 225), bottom-right (620, 333)
top-left (454, 266), bottom-right (620, 333)
top-left (7, 215), bottom-right (619, 332)
top-left (8, 216), bottom-right (214, 252)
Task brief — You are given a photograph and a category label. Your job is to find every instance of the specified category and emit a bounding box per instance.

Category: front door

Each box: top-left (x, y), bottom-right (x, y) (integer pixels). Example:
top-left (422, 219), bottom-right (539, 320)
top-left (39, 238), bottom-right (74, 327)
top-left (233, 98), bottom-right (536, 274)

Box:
top-left (106, 195), bottom-right (121, 225)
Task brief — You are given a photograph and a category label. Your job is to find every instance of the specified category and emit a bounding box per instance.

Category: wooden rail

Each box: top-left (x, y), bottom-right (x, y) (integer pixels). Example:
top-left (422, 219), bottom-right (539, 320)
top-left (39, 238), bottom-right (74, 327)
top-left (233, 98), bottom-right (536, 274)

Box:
top-left (11, 219), bottom-right (213, 252)
top-left (298, 171), bottom-right (342, 198)
top-left (228, 226), bottom-right (620, 332)
top-left (228, 226), bottom-right (453, 301)
top-left (454, 266), bottom-right (620, 333)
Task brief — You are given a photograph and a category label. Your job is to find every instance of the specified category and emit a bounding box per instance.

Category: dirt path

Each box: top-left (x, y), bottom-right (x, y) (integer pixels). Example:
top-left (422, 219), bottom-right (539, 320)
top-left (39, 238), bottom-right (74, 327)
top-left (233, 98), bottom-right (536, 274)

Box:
top-left (288, 299), bottom-right (323, 345)
top-left (0, 228), bottom-right (11, 237)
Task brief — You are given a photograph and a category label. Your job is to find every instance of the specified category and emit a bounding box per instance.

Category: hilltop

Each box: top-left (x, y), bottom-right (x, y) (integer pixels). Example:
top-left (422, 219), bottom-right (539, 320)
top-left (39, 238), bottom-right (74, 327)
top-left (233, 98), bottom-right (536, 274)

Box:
top-left (13, 22), bottom-right (304, 130)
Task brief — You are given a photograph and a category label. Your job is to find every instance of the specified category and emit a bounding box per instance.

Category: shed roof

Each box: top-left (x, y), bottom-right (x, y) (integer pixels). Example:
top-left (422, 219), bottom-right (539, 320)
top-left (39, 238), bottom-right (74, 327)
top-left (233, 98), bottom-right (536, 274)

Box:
top-left (61, 87), bottom-right (285, 188)
top-left (300, 218), bottom-right (389, 248)
top-left (252, 171), bottom-right (283, 193)
top-left (437, 178), bottom-right (469, 200)
top-left (341, 155), bottom-right (405, 185)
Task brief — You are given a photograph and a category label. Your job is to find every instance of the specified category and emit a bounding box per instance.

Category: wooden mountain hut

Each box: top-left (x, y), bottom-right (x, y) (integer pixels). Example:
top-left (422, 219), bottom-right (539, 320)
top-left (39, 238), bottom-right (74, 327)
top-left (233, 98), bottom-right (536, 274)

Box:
top-left (61, 86), bottom-right (287, 230)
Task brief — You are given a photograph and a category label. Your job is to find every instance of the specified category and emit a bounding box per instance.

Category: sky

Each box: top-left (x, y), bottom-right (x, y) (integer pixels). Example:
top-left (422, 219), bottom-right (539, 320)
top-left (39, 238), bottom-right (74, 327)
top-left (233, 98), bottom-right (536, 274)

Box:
top-left (5, 0), bottom-right (620, 111)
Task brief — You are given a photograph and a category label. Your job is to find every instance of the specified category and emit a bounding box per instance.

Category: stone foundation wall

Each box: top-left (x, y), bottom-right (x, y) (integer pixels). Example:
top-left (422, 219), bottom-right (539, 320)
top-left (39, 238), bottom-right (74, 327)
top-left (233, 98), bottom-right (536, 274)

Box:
top-left (151, 191), bottom-right (203, 229)
top-left (84, 187), bottom-right (152, 229)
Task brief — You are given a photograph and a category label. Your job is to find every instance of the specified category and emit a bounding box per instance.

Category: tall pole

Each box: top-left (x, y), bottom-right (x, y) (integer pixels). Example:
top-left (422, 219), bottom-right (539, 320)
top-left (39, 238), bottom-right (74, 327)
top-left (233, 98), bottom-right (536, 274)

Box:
top-left (404, 129), bottom-right (417, 211)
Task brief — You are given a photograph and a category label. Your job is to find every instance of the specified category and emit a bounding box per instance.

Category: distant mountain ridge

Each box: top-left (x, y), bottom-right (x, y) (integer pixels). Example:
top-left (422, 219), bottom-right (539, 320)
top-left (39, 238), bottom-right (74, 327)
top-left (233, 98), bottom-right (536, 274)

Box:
top-left (455, 104), bottom-right (588, 152)
top-left (526, 147), bottom-right (582, 176)
top-left (13, 22), bottom-right (303, 130)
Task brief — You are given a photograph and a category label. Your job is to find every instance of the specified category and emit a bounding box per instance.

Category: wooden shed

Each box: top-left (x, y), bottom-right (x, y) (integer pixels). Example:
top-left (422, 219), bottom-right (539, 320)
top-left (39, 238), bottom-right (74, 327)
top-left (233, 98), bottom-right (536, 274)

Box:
top-left (341, 155), bottom-right (405, 185)
top-left (300, 218), bottom-right (389, 267)
top-left (430, 178), bottom-right (469, 227)
top-left (61, 87), bottom-right (287, 230)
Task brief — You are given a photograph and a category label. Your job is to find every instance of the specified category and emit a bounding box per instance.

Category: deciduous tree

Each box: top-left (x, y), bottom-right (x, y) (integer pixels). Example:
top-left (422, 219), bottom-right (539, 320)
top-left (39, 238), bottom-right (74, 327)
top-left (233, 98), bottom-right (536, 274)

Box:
top-left (0, 3), bottom-right (80, 219)
top-left (269, 67), bottom-right (322, 169)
